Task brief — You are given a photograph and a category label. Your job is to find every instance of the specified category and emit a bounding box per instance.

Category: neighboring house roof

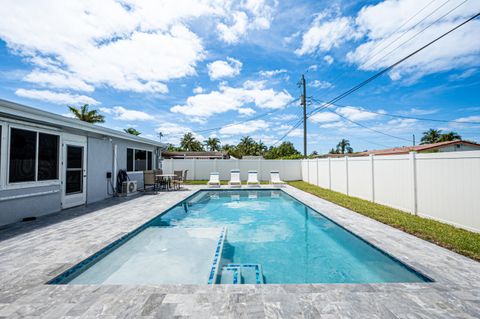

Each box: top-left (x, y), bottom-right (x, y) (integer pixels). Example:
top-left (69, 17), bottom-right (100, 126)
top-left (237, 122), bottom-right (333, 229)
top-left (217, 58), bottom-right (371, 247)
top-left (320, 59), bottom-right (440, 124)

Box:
top-left (0, 99), bottom-right (164, 147)
top-left (315, 140), bottom-right (480, 158)
top-left (161, 151), bottom-right (229, 159)
top-left (355, 140), bottom-right (480, 156)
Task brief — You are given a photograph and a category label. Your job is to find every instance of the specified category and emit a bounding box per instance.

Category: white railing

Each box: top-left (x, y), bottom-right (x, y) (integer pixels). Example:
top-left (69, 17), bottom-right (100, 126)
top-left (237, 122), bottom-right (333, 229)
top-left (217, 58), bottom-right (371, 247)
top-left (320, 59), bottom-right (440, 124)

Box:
top-left (161, 158), bottom-right (302, 181)
top-left (301, 151), bottom-right (480, 233)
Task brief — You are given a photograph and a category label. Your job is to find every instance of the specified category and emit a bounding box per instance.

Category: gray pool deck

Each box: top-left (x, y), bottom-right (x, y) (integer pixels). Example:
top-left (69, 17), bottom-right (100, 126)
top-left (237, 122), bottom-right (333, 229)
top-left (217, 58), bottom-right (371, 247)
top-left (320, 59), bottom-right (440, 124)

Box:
top-left (0, 185), bottom-right (479, 318)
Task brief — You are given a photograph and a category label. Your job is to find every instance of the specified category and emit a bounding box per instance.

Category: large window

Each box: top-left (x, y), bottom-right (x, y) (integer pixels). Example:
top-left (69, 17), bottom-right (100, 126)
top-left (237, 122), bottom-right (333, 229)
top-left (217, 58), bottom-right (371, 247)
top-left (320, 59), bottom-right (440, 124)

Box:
top-left (127, 148), bottom-right (153, 171)
top-left (9, 128), bottom-right (59, 183)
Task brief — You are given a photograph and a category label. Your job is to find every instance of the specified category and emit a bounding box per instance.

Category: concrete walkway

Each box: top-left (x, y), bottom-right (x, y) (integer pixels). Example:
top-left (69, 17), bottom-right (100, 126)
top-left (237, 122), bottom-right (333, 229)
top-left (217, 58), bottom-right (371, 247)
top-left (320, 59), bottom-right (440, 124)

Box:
top-left (0, 185), bottom-right (479, 318)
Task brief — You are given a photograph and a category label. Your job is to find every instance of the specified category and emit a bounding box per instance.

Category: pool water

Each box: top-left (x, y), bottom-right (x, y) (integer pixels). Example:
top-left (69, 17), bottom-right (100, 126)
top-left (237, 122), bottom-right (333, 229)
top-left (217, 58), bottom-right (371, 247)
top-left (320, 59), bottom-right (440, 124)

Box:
top-left (52, 190), bottom-right (430, 284)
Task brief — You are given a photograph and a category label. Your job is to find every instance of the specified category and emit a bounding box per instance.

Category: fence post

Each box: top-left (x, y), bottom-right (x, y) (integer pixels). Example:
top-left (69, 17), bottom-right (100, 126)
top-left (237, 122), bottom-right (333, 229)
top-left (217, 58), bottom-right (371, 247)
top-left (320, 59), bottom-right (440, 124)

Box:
top-left (192, 158), bottom-right (196, 180)
top-left (409, 152), bottom-right (418, 215)
top-left (345, 156), bottom-right (349, 195)
top-left (369, 154), bottom-right (375, 203)
top-left (328, 157), bottom-right (332, 190)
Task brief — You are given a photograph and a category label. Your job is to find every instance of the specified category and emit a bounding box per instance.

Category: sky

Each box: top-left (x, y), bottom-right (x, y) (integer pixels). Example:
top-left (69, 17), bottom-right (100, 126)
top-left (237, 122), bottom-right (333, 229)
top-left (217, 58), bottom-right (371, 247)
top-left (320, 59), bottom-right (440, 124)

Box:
top-left (0, 0), bottom-right (479, 154)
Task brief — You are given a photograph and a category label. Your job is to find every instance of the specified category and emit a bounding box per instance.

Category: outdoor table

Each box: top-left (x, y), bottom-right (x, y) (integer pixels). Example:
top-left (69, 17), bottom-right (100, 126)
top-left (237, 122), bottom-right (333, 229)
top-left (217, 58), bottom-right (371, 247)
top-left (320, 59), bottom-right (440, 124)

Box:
top-left (156, 174), bottom-right (177, 190)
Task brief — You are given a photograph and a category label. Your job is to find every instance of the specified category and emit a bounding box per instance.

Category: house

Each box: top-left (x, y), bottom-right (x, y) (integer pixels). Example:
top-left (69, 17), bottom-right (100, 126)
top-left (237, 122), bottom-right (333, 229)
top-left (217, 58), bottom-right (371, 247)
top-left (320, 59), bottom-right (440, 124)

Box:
top-left (316, 140), bottom-right (480, 158)
top-left (0, 99), bottom-right (164, 226)
top-left (161, 151), bottom-right (229, 159)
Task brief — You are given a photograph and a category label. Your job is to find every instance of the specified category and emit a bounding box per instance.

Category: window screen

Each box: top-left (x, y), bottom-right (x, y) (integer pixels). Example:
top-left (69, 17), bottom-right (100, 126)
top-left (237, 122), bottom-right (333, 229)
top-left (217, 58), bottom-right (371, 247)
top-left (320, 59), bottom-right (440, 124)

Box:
top-left (9, 128), bottom-right (37, 183)
top-left (38, 133), bottom-right (59, 180)
top-left (147, 151), bottom-right (153, 170)
top-left (127, 148), bottom-right (133, 171)
top-left (135, 149), bottom-right (147, 171)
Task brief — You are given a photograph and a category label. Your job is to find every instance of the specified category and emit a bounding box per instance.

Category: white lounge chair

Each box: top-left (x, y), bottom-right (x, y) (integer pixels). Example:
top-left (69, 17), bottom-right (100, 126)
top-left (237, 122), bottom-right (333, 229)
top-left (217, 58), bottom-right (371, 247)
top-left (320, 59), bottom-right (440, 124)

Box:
top-left (228, 169), bottom-right (242, 187)
top-left (270, 170), bottom-right (286, 187)
top-left (246, 170), bottom-right (260, 187)
top-left (207, 172), bottom-right (220, 187)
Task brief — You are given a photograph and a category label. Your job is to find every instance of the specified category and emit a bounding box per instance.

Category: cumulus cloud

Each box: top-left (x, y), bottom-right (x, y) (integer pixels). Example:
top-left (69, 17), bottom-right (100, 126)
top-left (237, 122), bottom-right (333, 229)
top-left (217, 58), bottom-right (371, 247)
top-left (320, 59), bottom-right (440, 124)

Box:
top-left (309, 112), bottom-right (340, 123)
top-left (219, 120), bottom-right (269, 135)
top-left (99, 106), bottom-right (153, 121)
top-left (0, 1), bottom-right (275, 93)
top-left (310, 80), bottom-right (334, 89)
top-left (207, 57), bottom-right (242, 80)
top-left (193, 86), bottom-right (204, 94)
top-left (170, 80), bottom-right (293, 119)
top-left (324, 55), bottom-right (334, 64)
top-left (155, 122), bottom-right (203, 145)
top-left (259, 69), bottom-right (288, 77)
top-left (15, 88), bottom-right (99, 105)
top-left (455, 115), bottom-right (480, 122)
top-left (336, 106), bottom-right (380, 121)
top-left (346, 0), bottom-right (480, 81)
top-left (295, 11), bottom-right (360, 55)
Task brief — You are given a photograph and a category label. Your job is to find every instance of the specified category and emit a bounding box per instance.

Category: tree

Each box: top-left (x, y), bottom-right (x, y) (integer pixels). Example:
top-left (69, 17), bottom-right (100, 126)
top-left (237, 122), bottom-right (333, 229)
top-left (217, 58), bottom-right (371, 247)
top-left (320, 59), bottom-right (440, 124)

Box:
top-left (420, 129), bottom-right (442, 144)
top-left (329, 148), bottom-right (338, 154)
top-left (204, 137), bottom-right (221, 151)
top-left (180, 133), bottom-right (204, 151)
top-left (222, 144), bottom-right (241, 158)
top-left (421, 129), bottom-right (462, 144)
top-left (124, 128), bottom-right (141, 136)
top-left (264, 141), bottom-right (301, 159)
top-left (236, 136), bottom-right (257, 156)
top-left (336, 139), bottom-right (353, 154)
top-left (68, 104), bottom-right (105, 123)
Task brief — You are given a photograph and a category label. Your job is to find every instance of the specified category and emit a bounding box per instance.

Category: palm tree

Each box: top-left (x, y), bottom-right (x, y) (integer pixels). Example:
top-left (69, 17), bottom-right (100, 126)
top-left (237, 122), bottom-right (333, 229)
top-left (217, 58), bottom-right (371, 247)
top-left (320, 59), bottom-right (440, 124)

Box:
top-left (124, 128), bottom-right (141, 135)
top-left (204, 137), bottom-right (221, 151)
top-left (438, 131), bottom-right (461, 142)
top-left (237, 136), bottom-right (256, 156)
top-left (336, 139), bottom-right (353, 154)
top-left (180, 133), bottom-right (204, 151)
top-left (68, 104), bottom-right (105, 123)
top-left (420, 129), bottom-right (442, 144)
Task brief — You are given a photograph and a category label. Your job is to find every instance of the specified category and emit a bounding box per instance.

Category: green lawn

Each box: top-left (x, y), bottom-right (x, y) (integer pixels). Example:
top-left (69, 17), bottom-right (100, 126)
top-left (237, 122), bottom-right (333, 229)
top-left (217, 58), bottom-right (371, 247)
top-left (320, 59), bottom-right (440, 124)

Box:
top-left (288, 181), bottom-right (480, 261)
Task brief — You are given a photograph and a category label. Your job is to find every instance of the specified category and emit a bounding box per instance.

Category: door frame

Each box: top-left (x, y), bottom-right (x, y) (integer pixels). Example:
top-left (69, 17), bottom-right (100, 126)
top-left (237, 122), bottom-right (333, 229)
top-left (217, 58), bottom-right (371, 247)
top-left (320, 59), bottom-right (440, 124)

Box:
top-left (61, 133), bottom-right (87, 209)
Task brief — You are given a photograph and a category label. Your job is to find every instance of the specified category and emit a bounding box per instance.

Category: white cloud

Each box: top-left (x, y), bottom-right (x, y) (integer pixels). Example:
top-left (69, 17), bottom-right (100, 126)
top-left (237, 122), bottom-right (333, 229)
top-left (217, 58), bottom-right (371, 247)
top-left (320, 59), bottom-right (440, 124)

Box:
top-left (259, 69), bottom-right (287, 77)
top-left (273, 114), bottom-right (298, 121)
top-left (324, 55), bottom-right (334, 65)
top-left (310, 80), bottom-right (334, 89)
top-left (155, 122), bottom-right (204, 145)
top-left (400, 107), bottom-right (438, 116)
top-left (238, 108), bottom-right (256, 116)
top-left (219, 120), bottom-right (269, 135)
top-left (216, 0), bottom-right (275, 44)
top-left (347, 0), bottom-right (480, 81)
top-left (15, 88), bottom-right (99, 105)
top-left (193, 86), bottom-right (204, 94)
top-left (0, 1), bottom-right (275, 93)
top-left (308, 65), bottom-right (318, 71)
top-left (296, 12), bottom-right (360, 55)
top-left (99, 106), bottom-right (153, 121)
top-left (170, 80), bottom-right (293, 119)
top-left (336, 106), bottom-right (379, 121)
top-left (207, 57), bottom-right (242, 80)
top-left (309, 112), bottom-right (340, 123)
top-left (455, 115), bottom-right (480, 123)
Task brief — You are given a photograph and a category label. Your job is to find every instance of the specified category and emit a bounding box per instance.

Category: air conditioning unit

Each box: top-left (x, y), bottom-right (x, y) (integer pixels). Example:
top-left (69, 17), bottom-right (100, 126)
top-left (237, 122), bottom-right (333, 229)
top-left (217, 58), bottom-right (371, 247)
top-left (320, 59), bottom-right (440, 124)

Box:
top-left (122, 181), bottom-right (137, 196)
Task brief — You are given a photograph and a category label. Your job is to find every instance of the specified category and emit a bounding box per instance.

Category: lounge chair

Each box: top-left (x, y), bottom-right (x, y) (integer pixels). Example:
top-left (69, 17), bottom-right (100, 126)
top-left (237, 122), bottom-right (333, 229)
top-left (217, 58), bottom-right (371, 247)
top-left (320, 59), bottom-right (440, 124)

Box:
top-left (228, 169), bottom-right (242, 188)
top-left (246, 170), bottom-right (260, 187)
top-left (207, 172), bottom-right (220, 187)
top-left (270, 170), bottom-right (286, 187)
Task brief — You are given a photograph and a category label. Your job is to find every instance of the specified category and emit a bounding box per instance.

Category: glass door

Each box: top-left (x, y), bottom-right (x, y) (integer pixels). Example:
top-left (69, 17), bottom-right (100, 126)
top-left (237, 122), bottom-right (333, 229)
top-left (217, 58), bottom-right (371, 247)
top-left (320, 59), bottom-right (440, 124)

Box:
top-left (66, 146), bottom-right (83, 195)
top-left (62, 134), bottom-right (87, 209)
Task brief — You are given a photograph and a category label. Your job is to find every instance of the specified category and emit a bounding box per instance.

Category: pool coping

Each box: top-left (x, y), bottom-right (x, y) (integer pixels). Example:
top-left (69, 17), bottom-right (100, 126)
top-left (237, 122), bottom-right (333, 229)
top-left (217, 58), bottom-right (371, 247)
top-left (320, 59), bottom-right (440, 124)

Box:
top-left (0, 185), bottom-right (479, 317)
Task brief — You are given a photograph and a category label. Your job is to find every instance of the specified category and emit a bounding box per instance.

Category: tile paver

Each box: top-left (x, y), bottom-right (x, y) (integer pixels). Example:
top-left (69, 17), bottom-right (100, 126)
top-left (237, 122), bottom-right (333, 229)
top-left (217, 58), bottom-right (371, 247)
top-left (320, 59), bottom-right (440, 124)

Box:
top-left (0, 185), bottom-right (479, 318)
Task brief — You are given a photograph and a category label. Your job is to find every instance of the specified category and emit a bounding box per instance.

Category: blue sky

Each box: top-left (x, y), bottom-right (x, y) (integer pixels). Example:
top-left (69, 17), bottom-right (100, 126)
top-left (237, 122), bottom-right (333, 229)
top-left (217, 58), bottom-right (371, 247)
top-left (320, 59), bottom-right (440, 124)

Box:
top-left (0, 0), bottom-right (479, 154)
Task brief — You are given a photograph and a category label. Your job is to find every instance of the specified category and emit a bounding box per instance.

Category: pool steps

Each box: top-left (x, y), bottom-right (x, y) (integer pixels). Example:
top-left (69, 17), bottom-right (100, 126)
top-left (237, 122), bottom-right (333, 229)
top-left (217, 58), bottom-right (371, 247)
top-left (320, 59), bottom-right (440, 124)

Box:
top-left (220, 264), bottom-right (264, 284)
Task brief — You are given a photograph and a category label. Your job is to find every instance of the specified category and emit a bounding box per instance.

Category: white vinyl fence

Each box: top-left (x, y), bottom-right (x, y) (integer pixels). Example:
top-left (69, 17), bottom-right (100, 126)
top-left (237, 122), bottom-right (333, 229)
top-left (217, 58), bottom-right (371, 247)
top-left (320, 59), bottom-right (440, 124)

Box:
top-left (302, 151), bottom-right (480, 233)
top-left (162, 159), bottom-right (302, 181)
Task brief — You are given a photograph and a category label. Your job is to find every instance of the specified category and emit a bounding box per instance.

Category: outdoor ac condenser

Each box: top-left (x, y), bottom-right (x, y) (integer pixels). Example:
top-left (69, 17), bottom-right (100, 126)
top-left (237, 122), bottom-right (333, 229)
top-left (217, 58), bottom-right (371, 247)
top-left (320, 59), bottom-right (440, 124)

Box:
top-left (122, 181), bottom-right (137, 195)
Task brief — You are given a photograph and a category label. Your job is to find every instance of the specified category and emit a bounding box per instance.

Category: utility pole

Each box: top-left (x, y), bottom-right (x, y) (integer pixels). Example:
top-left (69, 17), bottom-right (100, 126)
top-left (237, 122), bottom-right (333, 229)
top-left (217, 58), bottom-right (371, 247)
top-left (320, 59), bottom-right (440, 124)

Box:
top-left (300, 74), bottom-right (307, 158)
top-left (413, 134), bottom-right (416, 146)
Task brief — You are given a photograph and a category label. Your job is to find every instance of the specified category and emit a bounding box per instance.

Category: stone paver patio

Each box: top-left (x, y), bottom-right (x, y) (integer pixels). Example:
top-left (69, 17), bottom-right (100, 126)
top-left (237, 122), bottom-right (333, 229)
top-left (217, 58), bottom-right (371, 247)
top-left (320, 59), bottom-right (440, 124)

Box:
top-left (0, 185), bottom-right (479, 318)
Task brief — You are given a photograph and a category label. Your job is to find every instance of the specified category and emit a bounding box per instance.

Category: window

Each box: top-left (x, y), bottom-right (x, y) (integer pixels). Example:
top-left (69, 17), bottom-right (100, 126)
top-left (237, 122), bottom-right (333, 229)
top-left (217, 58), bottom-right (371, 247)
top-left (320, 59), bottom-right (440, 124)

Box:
top-left (9, 128), bottom-right (59, 183)
top-left (126, 148), bottom-right (153, 171)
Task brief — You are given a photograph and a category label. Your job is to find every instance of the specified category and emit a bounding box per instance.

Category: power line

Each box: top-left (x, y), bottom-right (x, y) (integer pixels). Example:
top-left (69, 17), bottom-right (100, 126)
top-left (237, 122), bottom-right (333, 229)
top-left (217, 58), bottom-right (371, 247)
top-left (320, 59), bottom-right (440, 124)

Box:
top-left (308, 11), bottom-right (480, 119)
top-left (309, 98), bottom-right (480, 125)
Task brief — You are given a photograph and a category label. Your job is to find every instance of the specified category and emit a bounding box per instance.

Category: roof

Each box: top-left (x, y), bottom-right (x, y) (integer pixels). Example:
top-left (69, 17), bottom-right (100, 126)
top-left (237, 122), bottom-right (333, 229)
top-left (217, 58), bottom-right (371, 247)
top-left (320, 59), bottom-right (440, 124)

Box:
top-left (354, 140), bottom-right (480, 156)
top-left (161, 151), bottom-right (229, 159)
top-left (0, 99), bottom-right (164, 147)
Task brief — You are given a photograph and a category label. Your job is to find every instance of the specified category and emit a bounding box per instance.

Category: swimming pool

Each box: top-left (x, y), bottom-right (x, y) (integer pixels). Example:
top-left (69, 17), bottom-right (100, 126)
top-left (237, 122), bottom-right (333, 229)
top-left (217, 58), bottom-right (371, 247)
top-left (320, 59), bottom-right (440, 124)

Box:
top-left (50, 189), bottom-right (431, 285)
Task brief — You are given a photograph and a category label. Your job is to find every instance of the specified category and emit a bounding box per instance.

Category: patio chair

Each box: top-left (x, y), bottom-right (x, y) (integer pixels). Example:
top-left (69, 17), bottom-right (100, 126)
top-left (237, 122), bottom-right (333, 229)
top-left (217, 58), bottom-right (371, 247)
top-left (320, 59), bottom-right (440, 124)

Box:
top-left (154, 169), bottom-right (167, 190)
top-left (228, 169), bottom-right (242, 188)
top-left (143, 170), bottom-right (157, 191)
top-left (246, 170), bottom-right (260, 187)
top-left (207, 172), bottom-right (220, 187)
top-left (270, 170), bottom-right (286, 187)
top-left (173, 170), bottom-right (184, 190)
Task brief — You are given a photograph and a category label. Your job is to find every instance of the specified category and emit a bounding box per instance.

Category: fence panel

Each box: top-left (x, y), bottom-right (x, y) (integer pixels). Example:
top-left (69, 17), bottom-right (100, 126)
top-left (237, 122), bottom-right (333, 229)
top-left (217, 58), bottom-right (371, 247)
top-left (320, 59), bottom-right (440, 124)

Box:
top-left (415, 152), bottom-right (480, 232)
top-left (348, 157), bottom-right (372, 201)
top-left (308, 160), bottom-right (317, 186)
top-left (330, 158), bottom-right (347, 193)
